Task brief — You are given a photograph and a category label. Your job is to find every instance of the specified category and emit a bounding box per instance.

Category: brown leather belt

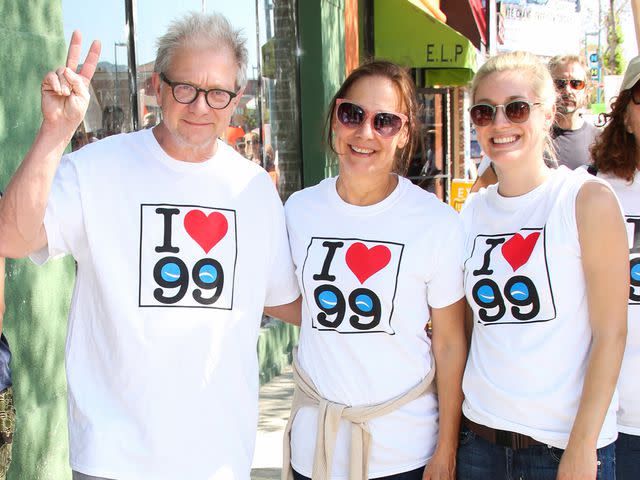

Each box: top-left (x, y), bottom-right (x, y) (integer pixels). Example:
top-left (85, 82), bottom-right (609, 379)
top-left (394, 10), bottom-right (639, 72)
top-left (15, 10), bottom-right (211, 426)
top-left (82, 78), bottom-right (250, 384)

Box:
top-left (463, 416), bottom-right (546, 450)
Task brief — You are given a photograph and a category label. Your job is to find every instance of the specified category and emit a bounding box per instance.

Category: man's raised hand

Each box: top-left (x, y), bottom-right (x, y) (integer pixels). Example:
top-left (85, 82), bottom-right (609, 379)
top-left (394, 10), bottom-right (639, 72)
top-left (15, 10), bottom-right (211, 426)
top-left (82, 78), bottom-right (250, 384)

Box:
top-left (41, 30), bottom-right (101, 133)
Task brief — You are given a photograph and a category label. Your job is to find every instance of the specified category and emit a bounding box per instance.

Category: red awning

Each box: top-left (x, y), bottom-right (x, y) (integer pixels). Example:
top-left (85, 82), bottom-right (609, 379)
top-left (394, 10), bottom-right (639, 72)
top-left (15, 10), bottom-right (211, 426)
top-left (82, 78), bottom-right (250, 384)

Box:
top-left (441, 0), bottom-right (487, 50)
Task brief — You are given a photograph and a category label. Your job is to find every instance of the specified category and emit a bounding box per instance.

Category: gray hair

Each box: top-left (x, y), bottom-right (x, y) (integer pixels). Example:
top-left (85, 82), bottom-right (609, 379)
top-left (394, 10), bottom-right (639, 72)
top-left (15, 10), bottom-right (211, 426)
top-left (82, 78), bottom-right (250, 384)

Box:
top-left (548, 54), bottom-right (587, 78)
top-left (154, 12), bottom-right (248, 90)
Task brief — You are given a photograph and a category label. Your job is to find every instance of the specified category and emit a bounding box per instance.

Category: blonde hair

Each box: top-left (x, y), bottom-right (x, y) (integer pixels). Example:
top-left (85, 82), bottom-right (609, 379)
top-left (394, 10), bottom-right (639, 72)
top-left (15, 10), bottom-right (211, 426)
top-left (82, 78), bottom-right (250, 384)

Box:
top-left (471, 51), bottom-right (557, 162)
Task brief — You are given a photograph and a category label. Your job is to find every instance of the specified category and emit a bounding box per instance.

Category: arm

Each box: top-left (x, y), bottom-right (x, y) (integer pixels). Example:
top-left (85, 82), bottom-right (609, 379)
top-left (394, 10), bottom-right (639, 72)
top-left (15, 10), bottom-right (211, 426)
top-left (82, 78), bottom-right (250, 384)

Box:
top-left (557, 182), bottom-right (628, 480)
top-left (0, 31), bottom-right (100, 258)
top-left (423, 298), bottom-right (467, 480)
top-left (469, 164), bottom-right (497, 193)
top-left (464, 302), bottom-right (474, 349)
top-left (264, 295), bottom-right (302, 326)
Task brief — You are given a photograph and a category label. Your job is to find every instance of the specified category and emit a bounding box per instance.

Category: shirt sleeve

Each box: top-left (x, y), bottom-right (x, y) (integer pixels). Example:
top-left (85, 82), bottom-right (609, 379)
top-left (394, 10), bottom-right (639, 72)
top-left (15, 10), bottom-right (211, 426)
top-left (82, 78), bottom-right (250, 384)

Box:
top-left (30, 154), bottom-right (87, 265)
top-left (426, 210), bottom-right (466, 309)
top-left (264, 183), bottom-right (300, 307)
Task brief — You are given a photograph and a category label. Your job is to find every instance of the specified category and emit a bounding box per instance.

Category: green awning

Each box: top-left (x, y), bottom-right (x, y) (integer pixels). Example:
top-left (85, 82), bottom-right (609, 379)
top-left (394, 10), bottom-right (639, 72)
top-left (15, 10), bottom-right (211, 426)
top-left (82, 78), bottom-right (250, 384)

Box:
top-left (374, 0), bottom-right (477, 87)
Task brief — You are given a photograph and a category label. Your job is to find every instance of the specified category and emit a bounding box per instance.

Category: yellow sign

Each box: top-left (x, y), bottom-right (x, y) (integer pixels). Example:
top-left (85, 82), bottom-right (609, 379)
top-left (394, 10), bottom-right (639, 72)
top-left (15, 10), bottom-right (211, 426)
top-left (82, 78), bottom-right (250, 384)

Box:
top-left (450, 179), bottom-right (474, 212)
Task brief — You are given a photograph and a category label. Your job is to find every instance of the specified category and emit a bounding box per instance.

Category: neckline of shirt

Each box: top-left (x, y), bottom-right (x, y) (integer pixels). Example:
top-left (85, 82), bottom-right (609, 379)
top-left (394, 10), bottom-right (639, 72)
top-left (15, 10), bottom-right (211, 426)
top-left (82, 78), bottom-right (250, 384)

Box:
top-left (486, 167), bottom-right (565, 212)
top-left (142, 128), bottom-right (224, 171)
top-left (326, 174), bottom-right (407, 216)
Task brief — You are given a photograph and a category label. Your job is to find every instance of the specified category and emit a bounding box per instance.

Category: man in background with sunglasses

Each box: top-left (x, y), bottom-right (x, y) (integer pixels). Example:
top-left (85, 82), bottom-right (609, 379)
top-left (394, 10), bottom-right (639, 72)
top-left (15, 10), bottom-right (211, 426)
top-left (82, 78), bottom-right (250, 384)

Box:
top-left (548, 55), bottom-right (600, 170)
top-left (0, 11), bottom-right (300, 480)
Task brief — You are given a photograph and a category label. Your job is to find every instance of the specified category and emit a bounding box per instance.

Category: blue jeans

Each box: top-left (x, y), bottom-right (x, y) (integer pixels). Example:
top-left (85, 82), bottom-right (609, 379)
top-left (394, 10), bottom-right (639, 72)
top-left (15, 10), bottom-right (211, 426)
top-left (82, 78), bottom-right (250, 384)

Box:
top-left (456, 425), bottom-right (615, 479)
top-left (615, 432), bottom-right (640, 480)
top-left (293, 466), bottom-right (425, 480)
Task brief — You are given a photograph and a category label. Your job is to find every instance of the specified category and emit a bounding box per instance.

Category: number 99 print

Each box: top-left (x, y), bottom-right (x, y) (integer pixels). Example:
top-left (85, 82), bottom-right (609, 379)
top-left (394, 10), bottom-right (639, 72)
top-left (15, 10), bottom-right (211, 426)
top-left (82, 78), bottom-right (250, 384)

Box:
top-left (138, 204), bottom-right (237, 309)
top-left (465, 228), bottom-right (557, 326)
top-left (301, 237), bottom-right (404, 335)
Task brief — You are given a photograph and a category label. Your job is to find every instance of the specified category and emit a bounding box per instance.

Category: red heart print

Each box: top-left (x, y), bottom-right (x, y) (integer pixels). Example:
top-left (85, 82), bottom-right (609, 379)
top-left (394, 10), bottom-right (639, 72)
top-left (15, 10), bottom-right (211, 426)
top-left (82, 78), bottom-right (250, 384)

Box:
top-left (184, 210), bottom-right (228, 254)
top-left (501, 232), bottom-right (540, 272)
top-left (345, 242), bottom-right (391, 284)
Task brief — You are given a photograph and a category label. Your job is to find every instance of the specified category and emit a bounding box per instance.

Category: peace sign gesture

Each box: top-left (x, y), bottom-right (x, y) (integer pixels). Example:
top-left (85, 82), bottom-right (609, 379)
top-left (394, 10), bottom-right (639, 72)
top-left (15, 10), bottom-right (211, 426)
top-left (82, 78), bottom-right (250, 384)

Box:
top-left (41, 30), bottom-right (101, 133)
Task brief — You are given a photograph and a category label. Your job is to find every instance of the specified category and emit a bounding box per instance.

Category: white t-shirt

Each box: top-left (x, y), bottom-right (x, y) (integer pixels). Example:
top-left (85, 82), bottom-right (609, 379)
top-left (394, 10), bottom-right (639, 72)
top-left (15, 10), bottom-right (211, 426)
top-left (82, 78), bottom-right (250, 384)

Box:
top-left (285, 176), bottom-right (465, 479)
top-left (461, 166), bottom-right (618, 449)
top-left (32, 129), bottom-right (299, 480)
top-left (598, 171), bottom-right (640, 436)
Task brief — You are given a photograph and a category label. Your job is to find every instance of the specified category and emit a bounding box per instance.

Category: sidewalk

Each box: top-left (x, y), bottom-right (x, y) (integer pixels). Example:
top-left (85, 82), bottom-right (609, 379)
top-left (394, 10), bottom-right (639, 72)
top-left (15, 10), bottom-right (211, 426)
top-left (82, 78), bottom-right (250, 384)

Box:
top-left (251, 365), bottom-right (294, 480)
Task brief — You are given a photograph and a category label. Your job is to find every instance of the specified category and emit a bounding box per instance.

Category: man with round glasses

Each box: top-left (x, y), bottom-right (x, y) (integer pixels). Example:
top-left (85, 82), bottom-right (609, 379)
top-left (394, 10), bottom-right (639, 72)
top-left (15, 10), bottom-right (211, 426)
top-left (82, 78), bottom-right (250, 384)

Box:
top-left (0, 11), bottom-right (300, 480)
top-left (548, 54), bottom-right (600, 169)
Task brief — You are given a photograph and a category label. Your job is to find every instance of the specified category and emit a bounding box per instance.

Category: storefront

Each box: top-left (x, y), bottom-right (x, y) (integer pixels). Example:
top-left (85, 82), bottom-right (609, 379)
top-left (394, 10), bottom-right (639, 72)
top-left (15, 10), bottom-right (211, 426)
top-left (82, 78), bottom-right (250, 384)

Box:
top-left (371, 0), bottom-right (479, 200)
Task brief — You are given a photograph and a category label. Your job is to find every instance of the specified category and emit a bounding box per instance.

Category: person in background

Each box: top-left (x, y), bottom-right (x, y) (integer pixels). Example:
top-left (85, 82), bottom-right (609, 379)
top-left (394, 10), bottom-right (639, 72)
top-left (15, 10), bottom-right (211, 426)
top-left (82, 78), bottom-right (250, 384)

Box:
top-left (548, 55), bottom-right (600, 170)
top-left (0, 194), bottom-right (15, 480)
top-left (590, 54), bottom-right (640, 480)
top-left (0, 12), bottom-right (299, 480)
top-left (235, 136), bottom-right (246, 156)
top-left (469, 156), bottom-right (497, 193)
top-left (283, 60), bottom-right (467, 480)
top-left (225, 124), bottom-right (245, 151)
top-left (458, 51), bottom-right (627, 480)
top-left (244, 131), bottom-right (262, 166)
top-left (264, 144), bottom-right (279, 186)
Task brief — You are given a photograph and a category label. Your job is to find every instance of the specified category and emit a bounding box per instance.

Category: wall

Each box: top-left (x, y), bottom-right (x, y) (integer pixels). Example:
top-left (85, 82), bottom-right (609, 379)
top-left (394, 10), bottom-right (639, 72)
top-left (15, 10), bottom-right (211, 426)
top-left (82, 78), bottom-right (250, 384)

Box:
top-left (0, 2), bottom-right (73, 479)
top-left (298, 0), bottom-right (346, 186)
top-left (272, 0), bottom-right (304, 199)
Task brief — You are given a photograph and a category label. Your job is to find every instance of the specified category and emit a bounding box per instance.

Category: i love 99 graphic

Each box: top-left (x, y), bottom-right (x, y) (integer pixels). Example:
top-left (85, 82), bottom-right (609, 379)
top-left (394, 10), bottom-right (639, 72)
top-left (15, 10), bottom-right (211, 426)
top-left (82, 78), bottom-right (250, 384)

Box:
top-left (138, 204), bottom-right (237, 309)
top-left (625, 216), bottom-right (640, 305)
top-left (301, 237), bottom-right (404, 334)
top-left (465, 228), bottom-right (557, 325)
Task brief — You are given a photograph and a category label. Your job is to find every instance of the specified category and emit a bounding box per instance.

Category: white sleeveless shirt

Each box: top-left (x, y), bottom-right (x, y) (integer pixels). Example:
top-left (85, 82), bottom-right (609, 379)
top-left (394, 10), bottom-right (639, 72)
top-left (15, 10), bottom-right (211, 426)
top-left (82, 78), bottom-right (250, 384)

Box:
top-left (598, 170), bottom-right (640, 436)
top-left (460, 166), bottom-right (618, 449)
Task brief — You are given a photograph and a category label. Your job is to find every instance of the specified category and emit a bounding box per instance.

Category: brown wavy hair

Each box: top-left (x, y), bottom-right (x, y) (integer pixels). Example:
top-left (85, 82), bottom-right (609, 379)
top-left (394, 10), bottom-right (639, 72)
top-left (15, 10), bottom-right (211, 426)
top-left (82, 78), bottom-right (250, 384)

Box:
top-left (324, 60), bottom-right (420, 175)
top-left (591, 90), bottom-right (638, 182)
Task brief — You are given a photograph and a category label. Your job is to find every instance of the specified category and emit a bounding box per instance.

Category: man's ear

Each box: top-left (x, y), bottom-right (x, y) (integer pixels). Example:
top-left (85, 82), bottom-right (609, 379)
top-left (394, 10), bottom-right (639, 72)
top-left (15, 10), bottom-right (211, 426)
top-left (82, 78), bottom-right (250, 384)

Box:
top-left (231, 86), bottom-right (245, 108)
top-left (152, 72), bottom-right (162, 107)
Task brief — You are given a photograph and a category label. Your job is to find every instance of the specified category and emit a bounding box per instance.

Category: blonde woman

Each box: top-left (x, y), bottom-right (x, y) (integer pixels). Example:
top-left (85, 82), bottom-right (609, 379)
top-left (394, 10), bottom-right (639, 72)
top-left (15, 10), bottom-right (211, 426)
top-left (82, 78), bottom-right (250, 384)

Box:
top-left (458, 51), bottom-right (628, 479)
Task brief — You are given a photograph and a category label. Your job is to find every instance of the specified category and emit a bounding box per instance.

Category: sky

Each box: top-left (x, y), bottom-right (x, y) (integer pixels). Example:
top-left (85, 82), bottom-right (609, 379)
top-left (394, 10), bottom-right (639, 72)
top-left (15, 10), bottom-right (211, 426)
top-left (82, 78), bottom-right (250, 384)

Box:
top-left (62, 0), bottom-right (639, 71)
top-left (61, 0), bottom-right (262, 72)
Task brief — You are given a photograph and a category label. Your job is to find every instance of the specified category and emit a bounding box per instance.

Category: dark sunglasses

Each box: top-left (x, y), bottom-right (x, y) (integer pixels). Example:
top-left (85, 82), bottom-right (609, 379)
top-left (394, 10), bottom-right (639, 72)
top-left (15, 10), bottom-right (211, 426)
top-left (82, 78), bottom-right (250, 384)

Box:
top-left (553, 79), bottom-right (586, 91)
top-left (335, 99), bottom-right (408, 138)
top-left (470, 100), bottom-right (542, 127)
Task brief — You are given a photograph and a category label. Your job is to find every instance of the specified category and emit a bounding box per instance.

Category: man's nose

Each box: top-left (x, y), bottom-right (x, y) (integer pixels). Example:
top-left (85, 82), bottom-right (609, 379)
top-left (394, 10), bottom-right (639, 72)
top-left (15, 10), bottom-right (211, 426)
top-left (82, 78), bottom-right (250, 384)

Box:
top-left (190, 91), bottom-right (210, 112)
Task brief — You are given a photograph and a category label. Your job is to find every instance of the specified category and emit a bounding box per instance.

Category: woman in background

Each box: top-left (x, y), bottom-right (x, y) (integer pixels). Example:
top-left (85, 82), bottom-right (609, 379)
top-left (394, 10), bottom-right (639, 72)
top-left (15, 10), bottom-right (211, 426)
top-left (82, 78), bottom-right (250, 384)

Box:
top-left (590, 55), bottom-right (640, 480)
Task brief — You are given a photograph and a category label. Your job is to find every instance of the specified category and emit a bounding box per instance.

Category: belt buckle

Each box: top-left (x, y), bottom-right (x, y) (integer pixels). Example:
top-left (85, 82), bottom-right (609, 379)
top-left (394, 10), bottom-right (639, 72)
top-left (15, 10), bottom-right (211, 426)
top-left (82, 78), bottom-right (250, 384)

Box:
top-left (494, 429), bottom-right (512, 449)
top-left (495, 430), bottom-right (527, 449)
